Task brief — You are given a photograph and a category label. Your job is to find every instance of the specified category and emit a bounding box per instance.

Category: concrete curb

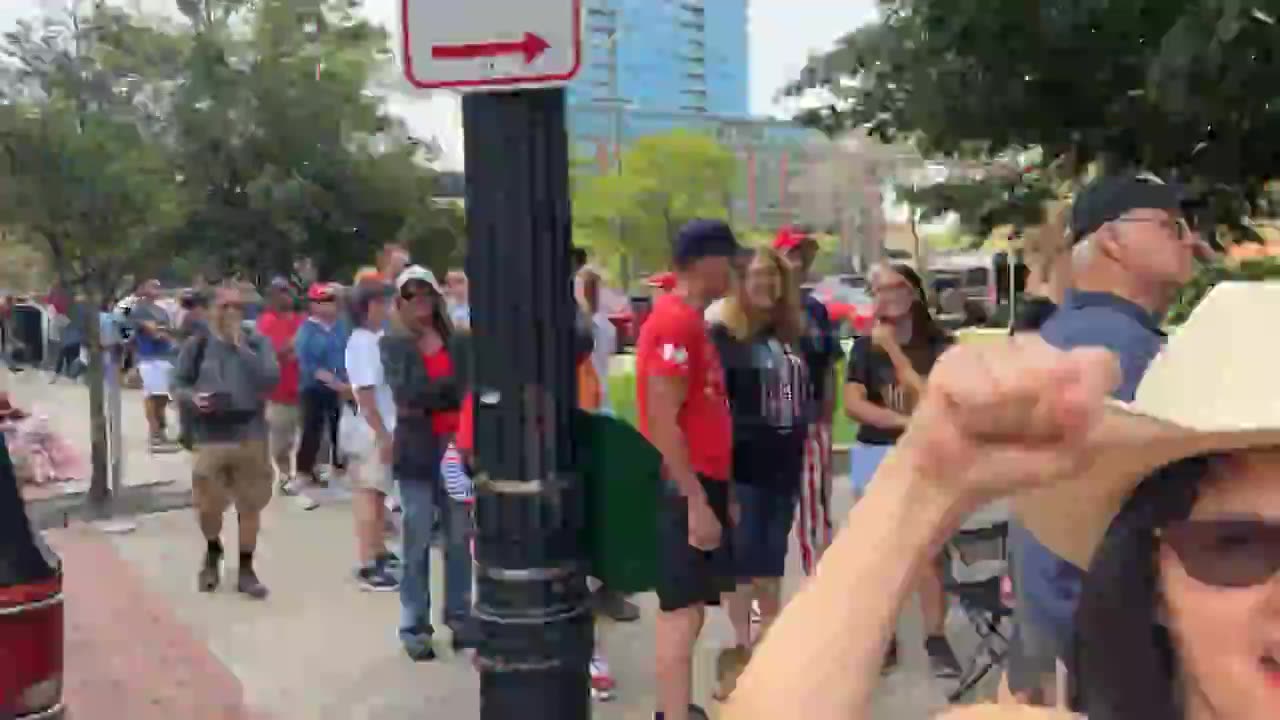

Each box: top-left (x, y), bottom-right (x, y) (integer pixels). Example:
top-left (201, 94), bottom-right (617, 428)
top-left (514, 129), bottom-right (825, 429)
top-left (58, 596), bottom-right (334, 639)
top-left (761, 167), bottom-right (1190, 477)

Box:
top-left (28, 480), bottom-right (193, 531)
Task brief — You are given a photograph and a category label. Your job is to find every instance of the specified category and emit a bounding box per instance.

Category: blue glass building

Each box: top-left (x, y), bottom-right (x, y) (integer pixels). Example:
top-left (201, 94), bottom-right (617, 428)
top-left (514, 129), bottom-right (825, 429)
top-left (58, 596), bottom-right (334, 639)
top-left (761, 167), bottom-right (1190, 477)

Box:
top-left (570, 0), bottom-right (748, 115)
top-left (568, 0), bottom-right (822, 229)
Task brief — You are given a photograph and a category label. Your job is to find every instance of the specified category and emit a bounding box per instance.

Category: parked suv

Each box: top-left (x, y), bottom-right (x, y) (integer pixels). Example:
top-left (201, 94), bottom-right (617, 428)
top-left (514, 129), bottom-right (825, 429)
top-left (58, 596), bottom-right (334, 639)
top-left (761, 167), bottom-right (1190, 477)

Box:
top-left (0, 435), bottom-right (64, 719)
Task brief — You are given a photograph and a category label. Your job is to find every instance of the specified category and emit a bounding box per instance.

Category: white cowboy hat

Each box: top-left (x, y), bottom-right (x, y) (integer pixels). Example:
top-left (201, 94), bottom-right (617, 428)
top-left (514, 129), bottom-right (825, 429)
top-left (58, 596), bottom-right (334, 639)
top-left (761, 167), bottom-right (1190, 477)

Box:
top-left (1016, 281), bottom-right (1280, 569)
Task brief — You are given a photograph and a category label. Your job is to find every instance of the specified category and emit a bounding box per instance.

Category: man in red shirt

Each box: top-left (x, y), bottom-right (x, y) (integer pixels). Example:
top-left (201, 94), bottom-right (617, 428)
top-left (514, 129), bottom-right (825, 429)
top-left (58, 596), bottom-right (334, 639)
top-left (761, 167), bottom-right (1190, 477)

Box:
top-left (636, 219), bottom-right (739, 720)
top-left (255, 277), bottom-right (304, 490)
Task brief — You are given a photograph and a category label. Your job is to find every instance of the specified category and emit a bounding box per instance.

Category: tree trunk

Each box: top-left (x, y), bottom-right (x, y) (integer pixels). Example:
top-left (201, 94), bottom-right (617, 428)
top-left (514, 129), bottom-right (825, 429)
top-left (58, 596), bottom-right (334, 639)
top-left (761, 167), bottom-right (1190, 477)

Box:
top-left (84, 305), bottom-right (111, 518)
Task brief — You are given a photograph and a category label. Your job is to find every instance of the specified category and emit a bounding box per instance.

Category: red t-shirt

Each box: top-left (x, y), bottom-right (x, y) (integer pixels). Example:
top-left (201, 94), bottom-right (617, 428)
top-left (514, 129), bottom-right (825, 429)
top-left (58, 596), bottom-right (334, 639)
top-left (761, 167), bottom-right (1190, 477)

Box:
top-left (456, 392), bottom-right (475, 454)
top-left (255, 310), bottom-right (303, 405)
top-left (635, 294), bottom-right (732, 481)
top-left (423, 349), bottom-right (461, 436)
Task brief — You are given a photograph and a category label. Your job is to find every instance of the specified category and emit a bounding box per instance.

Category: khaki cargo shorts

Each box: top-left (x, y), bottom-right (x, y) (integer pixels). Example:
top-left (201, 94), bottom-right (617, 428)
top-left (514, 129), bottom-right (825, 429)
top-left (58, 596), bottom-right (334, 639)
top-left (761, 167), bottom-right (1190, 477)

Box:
top-left (193, 440), bottom-right (274, 514)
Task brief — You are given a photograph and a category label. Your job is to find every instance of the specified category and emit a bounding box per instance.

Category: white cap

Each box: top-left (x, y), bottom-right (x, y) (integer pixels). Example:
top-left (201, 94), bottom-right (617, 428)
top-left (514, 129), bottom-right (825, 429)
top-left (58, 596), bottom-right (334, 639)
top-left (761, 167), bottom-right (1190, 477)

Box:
top-left (395, 265), bottom-right (441, 294)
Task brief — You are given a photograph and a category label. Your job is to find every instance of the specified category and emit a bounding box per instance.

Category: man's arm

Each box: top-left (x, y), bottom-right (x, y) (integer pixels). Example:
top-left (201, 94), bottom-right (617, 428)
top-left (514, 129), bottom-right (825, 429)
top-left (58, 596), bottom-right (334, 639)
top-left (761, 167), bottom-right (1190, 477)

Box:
top-left (843, 382), bottom-right (909, 429)
top-left (644, 375), bottom-right (705, 503)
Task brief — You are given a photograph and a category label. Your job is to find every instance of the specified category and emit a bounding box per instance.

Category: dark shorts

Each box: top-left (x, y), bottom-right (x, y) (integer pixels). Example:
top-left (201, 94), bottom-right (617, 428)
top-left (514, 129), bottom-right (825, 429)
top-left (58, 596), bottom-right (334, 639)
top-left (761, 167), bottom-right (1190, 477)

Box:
top-left (733, 483), bottom-right (795, 579)
top-left (656, 476), bottom-right (736, 613)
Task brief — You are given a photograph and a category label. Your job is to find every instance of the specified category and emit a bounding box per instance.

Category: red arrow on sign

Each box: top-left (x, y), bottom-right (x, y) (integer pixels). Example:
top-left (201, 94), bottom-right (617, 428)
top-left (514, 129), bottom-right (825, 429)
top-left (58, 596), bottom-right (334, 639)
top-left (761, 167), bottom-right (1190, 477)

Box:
top-left (431, 32), bottom-right (551, 65)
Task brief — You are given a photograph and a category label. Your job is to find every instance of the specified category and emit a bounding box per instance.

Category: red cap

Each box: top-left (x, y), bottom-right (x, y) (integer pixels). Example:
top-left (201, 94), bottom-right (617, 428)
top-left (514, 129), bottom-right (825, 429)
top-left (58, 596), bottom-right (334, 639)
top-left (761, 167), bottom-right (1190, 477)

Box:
top-left (773, 226), bottom-right (815, 253)
top-left (646, 272), bottom-right (677, 292)
top-left (307, 282), bottom-right (337, 301)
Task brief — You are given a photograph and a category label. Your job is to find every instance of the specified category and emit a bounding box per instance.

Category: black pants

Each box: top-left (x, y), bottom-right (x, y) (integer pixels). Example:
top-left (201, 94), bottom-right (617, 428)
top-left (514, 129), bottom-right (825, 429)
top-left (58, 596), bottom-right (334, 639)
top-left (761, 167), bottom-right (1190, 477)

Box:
top-left (53, 342), bottom-right (81, 377)
top-left (296, 386), bottom-right (339, 478)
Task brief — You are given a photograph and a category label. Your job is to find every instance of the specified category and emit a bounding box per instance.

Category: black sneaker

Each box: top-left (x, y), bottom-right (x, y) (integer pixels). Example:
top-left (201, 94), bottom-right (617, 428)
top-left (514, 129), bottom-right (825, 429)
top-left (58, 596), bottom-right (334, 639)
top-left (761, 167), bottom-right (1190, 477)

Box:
top-left (925, 635), bottom-right (963, 679)
top-left (198, 549), bottom-right (222, 592)
top-left (403, 635), bottom-right (436, 662)
top-left (378, 551), bottom-right (402, 572)
top-left (356, 565), bottom-right (399, 592)
top-left (881, 638), bottom-right (899, 674)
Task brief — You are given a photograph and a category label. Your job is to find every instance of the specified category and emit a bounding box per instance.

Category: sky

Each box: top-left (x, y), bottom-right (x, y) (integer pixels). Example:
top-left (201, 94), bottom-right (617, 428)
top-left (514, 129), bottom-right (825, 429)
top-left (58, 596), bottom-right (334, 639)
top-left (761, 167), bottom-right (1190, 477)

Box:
top-left (0, 0), bottom-right (879, 169)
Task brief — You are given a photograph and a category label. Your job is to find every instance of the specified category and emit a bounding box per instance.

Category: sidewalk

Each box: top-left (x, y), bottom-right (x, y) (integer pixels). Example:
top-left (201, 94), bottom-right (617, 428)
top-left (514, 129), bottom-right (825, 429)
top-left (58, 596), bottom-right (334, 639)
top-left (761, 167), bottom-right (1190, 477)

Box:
top-left (6, 366), bottom-right (189, 502)
top-left (46, 474), bottom-right (979, 719)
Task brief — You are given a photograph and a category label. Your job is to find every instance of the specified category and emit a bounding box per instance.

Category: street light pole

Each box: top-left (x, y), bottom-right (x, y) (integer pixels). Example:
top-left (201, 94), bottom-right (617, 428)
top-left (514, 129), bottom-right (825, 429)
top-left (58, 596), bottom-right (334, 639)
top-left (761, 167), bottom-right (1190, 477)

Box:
top-left (463, 87), bottom-right (593, 720)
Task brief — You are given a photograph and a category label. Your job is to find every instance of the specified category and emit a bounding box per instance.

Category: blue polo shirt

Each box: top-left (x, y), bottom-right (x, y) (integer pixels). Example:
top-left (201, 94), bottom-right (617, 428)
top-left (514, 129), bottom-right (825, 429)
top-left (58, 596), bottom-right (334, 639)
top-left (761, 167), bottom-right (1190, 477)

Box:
top-left (1010, 290), bottom-right (1165, 654)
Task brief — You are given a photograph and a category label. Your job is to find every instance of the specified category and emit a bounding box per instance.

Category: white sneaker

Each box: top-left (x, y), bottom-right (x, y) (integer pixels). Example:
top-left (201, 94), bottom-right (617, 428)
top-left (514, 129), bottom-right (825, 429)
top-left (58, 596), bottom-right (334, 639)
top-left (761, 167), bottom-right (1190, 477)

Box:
top-left (293, 492), bottom-right (319, 511)
top-left (590, 653), bottom-right (615, 701)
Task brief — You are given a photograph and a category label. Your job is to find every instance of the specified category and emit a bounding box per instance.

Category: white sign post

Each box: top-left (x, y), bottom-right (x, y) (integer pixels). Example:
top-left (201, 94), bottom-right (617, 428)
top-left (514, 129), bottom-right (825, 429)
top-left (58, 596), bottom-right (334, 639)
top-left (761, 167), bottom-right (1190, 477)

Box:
top-left (400, 0), bottom-right (582, 91)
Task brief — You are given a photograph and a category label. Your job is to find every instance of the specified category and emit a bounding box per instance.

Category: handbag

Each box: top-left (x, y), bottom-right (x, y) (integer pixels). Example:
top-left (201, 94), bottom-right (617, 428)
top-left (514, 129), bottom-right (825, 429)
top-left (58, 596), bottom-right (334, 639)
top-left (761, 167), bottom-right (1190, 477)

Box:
top-left (337, 402), bottom-right (375, 459)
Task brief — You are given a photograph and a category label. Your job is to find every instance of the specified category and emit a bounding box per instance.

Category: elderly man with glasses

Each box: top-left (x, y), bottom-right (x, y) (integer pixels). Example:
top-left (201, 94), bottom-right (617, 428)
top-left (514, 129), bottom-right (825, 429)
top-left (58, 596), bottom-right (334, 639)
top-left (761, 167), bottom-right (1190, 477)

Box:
top-left (1004, 173), bottom-right (1210, 707)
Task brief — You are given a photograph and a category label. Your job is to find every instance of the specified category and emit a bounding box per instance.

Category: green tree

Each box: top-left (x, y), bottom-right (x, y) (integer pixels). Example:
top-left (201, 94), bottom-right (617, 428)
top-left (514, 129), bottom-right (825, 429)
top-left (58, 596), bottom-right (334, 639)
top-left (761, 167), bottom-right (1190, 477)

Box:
top-left (0, 4), bottom-right (184, 512)
top-left (573, 130), bottom-right (737, 271)
top-left (791, 0), bottom-right (1280, 244)
top-left (171, 0), bottom-right (462, 281)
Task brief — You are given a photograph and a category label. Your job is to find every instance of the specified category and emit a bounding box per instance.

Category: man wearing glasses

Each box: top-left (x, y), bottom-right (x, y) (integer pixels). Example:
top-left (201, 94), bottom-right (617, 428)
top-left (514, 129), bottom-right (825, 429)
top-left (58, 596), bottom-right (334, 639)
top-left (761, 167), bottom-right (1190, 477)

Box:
top-left (1006, 174), bottom-right (1205, 707)
top-left (173, 285), bottom-right (280, 599)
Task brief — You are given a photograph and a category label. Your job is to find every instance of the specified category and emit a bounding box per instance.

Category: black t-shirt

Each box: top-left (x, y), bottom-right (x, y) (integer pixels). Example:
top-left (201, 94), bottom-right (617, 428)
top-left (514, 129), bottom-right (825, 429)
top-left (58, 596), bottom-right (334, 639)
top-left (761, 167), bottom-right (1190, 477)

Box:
top-left (845, 333), bottom-right (953, 446)
top-left (710, 324), bottom-right (808, 492)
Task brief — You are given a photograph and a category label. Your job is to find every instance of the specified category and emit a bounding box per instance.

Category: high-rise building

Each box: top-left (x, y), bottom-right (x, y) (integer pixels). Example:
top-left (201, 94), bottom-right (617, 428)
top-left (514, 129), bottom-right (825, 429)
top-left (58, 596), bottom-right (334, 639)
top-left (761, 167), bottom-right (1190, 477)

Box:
top-left (568, 0), bottom-right (823, 232)
top-left (570, 0), bottom-right (748, 116)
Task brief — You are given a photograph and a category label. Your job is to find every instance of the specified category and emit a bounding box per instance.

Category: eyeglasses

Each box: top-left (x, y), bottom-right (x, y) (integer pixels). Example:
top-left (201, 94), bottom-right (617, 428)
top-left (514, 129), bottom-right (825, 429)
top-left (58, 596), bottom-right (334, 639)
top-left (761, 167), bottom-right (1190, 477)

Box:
top-left (400, 288), bottom-right (435, 302)
top-left (216, 302), bottom-right (244, 311)
top-left (1113, 216), bottom-right (1191, 241)
top-left (870, 283), bottom-right (913, 299)
top-left (1160, 519), bottom-right (1280, 588)
top-left (312, 297), bottom-right (336, 304)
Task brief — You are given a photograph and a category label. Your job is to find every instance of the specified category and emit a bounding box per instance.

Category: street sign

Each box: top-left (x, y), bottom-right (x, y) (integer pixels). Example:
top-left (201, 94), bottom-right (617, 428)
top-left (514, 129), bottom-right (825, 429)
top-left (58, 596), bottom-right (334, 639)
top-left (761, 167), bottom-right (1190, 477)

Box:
top-left (400, 0), bottom-right (582, 91)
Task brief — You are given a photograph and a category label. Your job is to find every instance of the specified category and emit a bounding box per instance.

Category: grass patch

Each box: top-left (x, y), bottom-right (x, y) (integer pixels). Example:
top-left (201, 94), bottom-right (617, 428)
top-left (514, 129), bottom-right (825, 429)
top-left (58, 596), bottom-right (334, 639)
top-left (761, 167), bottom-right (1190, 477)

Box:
top-left (607, 362), bottom-right (860, 446)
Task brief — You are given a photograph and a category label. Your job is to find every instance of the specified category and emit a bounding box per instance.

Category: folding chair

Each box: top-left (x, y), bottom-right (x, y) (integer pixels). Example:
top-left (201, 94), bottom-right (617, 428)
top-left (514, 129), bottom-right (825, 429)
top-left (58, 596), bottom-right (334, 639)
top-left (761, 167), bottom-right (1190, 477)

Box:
top-left (943, 502), bottom-right (1013, 702)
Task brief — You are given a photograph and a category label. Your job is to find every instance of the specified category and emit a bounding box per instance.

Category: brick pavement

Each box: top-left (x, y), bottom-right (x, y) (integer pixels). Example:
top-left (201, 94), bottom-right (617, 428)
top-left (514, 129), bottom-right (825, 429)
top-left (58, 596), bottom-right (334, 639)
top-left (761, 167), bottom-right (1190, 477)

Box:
top-left (48, 526), bottom-right (262, 720)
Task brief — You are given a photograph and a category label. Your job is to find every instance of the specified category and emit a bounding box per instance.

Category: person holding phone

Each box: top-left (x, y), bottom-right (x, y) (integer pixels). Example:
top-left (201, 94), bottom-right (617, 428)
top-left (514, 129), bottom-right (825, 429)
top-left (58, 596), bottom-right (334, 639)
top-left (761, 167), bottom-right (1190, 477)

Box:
top-left (843, 262), bottom-right (961, 678)
top-left (173, 285), bottom-right (280, 600)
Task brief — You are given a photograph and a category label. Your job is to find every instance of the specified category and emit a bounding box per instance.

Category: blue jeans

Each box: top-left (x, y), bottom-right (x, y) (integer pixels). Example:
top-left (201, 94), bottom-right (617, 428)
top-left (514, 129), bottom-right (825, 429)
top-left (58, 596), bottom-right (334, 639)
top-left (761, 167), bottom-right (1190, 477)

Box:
top-left (398, 479), bottom-right (473, 645)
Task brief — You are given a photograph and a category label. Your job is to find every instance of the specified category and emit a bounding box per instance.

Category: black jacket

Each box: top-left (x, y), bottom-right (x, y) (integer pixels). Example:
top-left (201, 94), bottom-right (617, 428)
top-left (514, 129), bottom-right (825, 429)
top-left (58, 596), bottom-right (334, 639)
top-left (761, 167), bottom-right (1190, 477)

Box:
top-left (380, 328), bottom-right (468, 480)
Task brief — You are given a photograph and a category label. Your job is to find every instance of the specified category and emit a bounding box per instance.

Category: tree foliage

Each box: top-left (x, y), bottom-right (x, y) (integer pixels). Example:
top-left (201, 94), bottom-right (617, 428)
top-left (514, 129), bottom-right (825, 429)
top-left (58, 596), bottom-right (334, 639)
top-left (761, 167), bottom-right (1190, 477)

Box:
top-left (572, 130), bottom-right (737, 270)
top-left (791, 0), bottom-right (1280, 244)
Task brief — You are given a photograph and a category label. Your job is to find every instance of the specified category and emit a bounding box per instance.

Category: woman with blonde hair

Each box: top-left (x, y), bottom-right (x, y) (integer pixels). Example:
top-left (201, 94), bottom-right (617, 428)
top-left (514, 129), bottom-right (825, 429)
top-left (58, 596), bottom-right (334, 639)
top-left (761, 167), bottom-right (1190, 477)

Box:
top-left (707, 246), bottom-right (809, 699)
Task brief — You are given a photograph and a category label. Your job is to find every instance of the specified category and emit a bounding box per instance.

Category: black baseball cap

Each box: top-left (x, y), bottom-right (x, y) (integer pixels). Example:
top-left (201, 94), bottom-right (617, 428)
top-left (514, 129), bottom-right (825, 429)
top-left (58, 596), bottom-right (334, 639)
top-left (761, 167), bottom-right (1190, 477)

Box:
top-left (673, 219), bottom-right (742, 268)
top-left (1069, 174), bottom-right (1187, 244)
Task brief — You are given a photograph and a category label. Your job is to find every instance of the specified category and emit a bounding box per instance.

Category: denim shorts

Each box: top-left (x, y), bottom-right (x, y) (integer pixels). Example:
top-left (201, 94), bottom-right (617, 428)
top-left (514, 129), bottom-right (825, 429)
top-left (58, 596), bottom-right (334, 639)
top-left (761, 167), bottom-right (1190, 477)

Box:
top-left (732, 483), bottom-right (796, 579)
top-left (849, 442), bottom-right (893, 497)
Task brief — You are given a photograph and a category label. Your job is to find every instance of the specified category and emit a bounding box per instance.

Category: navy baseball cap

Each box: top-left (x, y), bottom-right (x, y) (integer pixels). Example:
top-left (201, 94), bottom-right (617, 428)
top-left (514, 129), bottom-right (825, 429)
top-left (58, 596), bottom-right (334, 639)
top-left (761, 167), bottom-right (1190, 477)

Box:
top-left (1070, 174), bottom-right (1187, 244)
top-left (673, 219), bottom-right (742, 267)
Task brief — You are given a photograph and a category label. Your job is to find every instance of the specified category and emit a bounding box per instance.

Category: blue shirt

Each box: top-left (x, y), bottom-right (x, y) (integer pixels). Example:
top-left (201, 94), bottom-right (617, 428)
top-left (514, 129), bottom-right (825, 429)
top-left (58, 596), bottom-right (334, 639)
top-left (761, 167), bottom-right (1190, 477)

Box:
top-left (1012, 290), bottom-right (1165, 653)
top-left (293, 317), bottom-right (350, 391)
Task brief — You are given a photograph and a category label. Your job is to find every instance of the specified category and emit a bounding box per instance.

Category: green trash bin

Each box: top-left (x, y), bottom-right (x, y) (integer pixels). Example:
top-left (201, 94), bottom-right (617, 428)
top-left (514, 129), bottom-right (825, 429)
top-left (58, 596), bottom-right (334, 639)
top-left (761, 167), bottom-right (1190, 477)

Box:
top-left (574, 411), bottom-right (662, 595)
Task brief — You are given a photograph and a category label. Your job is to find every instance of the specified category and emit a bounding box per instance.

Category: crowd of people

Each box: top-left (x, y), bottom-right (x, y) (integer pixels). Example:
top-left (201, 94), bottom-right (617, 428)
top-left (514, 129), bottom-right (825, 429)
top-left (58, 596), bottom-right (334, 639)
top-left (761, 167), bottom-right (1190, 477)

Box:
top-left (706, 173), bottom-right (1280, 720)
top-left (10, 171), bottom-right (1276, 720)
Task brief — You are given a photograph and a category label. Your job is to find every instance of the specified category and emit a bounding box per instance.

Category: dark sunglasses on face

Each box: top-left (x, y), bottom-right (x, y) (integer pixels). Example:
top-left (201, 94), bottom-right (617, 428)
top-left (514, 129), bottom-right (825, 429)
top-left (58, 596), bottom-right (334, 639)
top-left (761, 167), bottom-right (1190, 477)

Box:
top-left (400, 287), bottom-right (436, 302)
top-left (1160, 519), bottom-right (1280, 588)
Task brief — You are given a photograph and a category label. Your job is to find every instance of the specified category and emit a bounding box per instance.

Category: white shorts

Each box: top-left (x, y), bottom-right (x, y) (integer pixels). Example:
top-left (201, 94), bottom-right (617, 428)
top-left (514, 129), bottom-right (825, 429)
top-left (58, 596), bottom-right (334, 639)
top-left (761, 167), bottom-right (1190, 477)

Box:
top-left (138, 359), bottom-right (173, 397)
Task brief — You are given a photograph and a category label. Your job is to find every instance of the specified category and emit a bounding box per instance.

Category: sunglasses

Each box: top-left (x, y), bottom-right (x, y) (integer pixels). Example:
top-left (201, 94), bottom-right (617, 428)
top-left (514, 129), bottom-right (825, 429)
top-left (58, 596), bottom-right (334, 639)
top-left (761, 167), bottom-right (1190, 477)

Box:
top-left (400, 287), bottom-right (437, 302)
top-left (1160, 519), bottom-right (1280, 588)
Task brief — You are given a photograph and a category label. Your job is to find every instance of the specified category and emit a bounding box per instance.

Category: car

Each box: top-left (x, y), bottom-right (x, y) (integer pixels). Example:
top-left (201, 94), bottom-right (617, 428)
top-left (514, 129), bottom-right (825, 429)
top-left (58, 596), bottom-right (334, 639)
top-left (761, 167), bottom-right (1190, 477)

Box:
top-left (810, 283), bottom-right (874, 337)
top-left (0, 433), bottom-right (65, 719)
